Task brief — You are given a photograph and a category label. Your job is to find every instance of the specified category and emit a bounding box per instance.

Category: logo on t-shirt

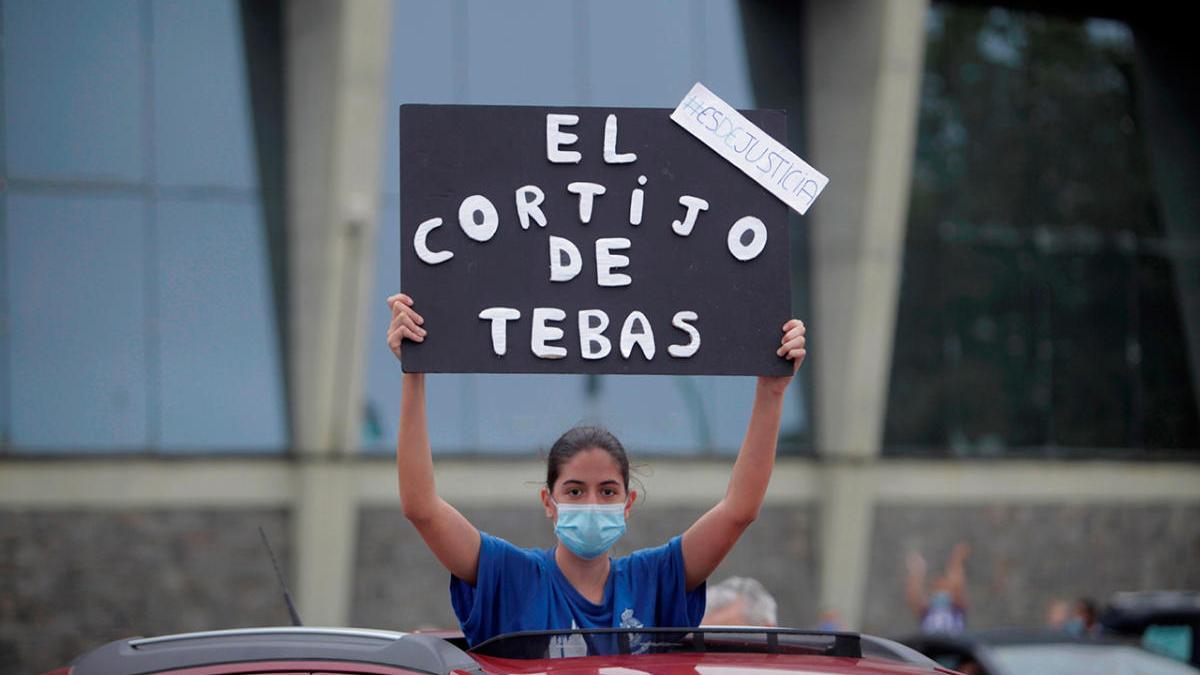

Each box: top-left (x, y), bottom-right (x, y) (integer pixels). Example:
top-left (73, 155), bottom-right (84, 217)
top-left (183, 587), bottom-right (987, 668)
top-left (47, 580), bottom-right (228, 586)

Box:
top-left (550, 620), bottom-right (588, 658)
top-left (620, 608), bottom-right (649, 654)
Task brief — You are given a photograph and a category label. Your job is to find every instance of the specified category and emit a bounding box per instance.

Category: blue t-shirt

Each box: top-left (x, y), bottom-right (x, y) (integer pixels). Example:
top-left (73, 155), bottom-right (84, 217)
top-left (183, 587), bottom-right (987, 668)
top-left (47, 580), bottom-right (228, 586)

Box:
top-left (920, 602), bottom-right (966, 634)
top-left (450, 532), bottom-right (706, 654)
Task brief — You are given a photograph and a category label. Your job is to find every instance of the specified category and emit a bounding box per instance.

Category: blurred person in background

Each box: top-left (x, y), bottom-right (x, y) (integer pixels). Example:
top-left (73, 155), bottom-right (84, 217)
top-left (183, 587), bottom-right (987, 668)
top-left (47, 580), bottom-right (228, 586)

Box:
top-left (702, 576), bottom-right (778, 627)
top-left (906, 542), bottom-right (971, 634)
top-left (1045, 598), bottom-right (1072, 629)
top-left (1065, 597), bottom-right (1100, 637)
top-left (816, 607), bottom-right (846, 631)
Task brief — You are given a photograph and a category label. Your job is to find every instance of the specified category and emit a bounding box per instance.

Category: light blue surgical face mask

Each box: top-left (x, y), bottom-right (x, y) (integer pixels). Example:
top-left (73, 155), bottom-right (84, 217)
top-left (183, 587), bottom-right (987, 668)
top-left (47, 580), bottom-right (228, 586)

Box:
top-left (930, 591), bottom-right (953, 610)
top-left (552, 499), bottom-right (627, 559)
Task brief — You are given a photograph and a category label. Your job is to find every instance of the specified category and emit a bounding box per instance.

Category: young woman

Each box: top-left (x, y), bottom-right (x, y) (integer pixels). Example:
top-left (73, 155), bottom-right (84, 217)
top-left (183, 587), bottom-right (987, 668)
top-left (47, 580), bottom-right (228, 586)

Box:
top-left (387, 293), bottom-right (807, 649)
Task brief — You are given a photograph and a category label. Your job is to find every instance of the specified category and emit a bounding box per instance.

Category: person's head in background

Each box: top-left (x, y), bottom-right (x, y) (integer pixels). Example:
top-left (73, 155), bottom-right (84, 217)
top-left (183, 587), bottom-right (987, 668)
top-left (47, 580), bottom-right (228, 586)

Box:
top-left (701, 576), bottom-right (778, 627)
top-left (1045, 598), bottom-right (1071, 629)
top-left (1065, 597), bottom-right (1098, 636)
top-left (817, 607), bottom-right (845, 632)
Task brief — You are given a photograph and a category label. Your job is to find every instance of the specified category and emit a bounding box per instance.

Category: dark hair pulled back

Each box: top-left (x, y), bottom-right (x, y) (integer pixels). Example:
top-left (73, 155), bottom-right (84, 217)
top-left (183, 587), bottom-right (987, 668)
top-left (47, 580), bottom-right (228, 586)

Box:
top-left (546, 426), bottom-right (630, 491)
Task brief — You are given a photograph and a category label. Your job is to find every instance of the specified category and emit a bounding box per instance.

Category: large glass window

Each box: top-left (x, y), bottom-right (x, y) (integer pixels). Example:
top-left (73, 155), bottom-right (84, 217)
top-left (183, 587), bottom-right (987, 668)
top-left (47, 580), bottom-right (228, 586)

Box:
top-left (5, 0), bottom-right (144, 182)
top-left (1, 0), bottom-right (286, 453)
top-left (885, 3), bottom-right (1200, 457)
top-left (364, 0), bottom-right (807, 455)
top-left (7, 194), bottom-right (149, 450)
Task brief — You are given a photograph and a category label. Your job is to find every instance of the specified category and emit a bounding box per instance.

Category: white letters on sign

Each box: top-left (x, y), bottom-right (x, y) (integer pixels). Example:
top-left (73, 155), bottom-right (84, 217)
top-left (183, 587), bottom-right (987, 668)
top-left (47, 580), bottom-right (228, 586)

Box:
top-left (479, 307), bottom-right (520, 356)
top-left (727, 216), bottom-right (767, 262)
top-left (548, 236), bottom-right (582, 282)
top-left (671, 82), bottom-right (829, 215)
top-left (578, 309), bottom-right (612, 360)
top-left (620, 311), bottom-right (656, 360)
top-left (546, 114), bottom-right (582, 164)
top-left (515, 185), bottom-right (548, 229)
top-left (672, 196), bottom-right (709, 237)
top-left (629, 175), bottom-right (647, 226)
top-left (414, 217), bottom-right (454, 265)
top-left (474, 308), bottom-right (701, 362)
top-left (567, 182), bottom-right (606, 224)
top-left (603, 114), bottom-right (637, 164)
top-left (458, 195), bottom-right (498, 242)
top-left (668, 311), bottom-right (701, 358)
top-left (595, 238), bottom-right (632, 287)
top-left (532, 307), bottom-right (568, 359)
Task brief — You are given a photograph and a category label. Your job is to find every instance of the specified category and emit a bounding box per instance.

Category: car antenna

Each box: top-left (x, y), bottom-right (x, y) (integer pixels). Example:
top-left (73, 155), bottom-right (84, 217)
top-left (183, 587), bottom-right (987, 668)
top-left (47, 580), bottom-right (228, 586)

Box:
top-left (259, 525), bottom-right (304, 626)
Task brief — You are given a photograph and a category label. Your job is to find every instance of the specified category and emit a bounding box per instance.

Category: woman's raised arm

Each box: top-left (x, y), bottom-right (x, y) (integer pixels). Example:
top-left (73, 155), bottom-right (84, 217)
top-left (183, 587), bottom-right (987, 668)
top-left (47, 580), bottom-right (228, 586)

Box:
top-left (680, 319), bottom-right (806, 591)
top-left (389, 294), bottom-right (482, 584)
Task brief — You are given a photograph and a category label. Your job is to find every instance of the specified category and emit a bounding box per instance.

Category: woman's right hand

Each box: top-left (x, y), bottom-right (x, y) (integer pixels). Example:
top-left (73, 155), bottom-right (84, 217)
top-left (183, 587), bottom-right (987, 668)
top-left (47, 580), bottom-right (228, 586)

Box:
top-left (386, 293), bottom-right (426, 361)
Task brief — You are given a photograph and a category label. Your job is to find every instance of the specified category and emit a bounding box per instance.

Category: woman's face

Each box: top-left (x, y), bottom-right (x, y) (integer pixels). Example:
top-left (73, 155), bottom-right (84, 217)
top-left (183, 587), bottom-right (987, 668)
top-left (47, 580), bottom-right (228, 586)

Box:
top-left (541, 447), bottom-right (635, 518)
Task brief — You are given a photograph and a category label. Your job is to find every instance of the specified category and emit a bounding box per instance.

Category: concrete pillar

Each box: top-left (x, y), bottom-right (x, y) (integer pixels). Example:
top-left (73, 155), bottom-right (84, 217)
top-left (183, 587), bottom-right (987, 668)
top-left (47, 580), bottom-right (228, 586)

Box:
top-left (804, 0), bottom-right (928, 627)
top-left (817, 464), bottom-right (878, 628)
top-left (284, 0), bottom-right (392, 626)
top-left (286, 0), bottom-right (391, 457)
top-left (293, 461), bottom-right (358, 626)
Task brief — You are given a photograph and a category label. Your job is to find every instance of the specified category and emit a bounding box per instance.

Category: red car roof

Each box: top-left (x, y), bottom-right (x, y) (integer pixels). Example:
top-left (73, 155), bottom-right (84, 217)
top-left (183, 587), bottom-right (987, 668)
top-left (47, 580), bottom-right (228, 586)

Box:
top-left (470, 651), bottom-right (953, 674)
top-left (51, 626), bottom-right (957, 675)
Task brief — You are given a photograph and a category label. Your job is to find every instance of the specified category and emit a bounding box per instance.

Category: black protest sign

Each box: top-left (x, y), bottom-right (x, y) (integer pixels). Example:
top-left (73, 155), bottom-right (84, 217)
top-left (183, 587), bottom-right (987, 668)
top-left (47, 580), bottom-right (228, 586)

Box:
top-left (399, 104), bottom-right (791, 376)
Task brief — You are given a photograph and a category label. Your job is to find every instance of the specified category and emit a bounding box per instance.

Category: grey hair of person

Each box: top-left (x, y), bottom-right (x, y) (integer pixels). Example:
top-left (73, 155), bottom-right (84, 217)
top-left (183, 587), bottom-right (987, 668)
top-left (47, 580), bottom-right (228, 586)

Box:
top-left (705, 576), bottom-right (778, 626)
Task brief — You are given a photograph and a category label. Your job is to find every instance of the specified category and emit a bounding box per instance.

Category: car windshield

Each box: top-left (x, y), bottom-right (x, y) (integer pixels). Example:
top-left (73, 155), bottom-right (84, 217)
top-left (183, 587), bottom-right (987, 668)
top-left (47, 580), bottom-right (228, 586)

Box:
top-left (470, 627), bottom-right (858, 660)
top-left (990, 643), bottom-right (1200, 675)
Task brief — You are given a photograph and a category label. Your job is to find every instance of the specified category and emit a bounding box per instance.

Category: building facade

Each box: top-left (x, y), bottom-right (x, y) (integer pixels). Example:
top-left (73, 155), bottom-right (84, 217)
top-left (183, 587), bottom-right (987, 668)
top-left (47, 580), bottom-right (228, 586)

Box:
top-left (2, 1), bottom-right (1198, 673)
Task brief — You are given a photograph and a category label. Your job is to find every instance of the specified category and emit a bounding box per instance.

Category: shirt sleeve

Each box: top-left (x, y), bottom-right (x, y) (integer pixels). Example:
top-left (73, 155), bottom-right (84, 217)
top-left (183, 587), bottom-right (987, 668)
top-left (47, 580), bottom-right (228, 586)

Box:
top-left (449, 531), bottom-right (543, 646)
top-left (629, 535), bottom-right (706, 627)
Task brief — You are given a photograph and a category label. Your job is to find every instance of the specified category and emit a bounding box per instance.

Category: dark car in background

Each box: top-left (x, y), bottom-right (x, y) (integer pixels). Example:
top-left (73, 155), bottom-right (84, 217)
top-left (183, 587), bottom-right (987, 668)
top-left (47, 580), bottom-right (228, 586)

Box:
top-left (1101, 591), bottom-right (1200, 667)
top-left (45, 625), bottom-right (955, 675)
top-left (900, 628), bottom-right (1200, 675)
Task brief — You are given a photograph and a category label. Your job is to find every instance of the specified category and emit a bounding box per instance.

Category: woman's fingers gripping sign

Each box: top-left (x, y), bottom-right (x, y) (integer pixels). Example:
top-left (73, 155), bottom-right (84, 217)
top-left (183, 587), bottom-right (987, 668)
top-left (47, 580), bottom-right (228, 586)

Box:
top-left (387, 293), bottom-right (426, 361)
top-left (775, 319), bottom-right (807, 374)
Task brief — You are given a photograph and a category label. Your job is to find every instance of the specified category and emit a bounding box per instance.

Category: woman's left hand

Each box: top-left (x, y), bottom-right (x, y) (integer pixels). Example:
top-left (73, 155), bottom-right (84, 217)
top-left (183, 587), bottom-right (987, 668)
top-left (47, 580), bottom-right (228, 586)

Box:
top-left (758, 319), bottom-right (806, 393)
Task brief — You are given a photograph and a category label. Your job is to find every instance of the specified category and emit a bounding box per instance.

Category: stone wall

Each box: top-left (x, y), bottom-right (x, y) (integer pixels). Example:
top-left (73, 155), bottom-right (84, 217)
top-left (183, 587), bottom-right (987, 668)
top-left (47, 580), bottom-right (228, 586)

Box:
top-left (861, 503), bottom-right (1200, 636)
top-left (351, 504), bottom-right (821, 630)
top-left (5, 501), bottom-right (1196, 675)
top-left (0, 509), bottom-right (292, 675)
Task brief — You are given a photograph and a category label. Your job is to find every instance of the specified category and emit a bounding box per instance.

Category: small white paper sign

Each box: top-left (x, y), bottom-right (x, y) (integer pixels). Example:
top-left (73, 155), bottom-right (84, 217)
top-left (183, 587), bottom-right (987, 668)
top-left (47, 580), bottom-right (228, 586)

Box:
top-left (671, 82), bottom-right (828, 215)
